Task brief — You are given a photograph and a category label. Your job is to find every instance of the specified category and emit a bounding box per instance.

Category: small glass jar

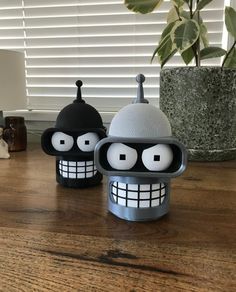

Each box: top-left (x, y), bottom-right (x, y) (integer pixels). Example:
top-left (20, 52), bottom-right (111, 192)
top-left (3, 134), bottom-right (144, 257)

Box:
top-left (3, 116), bottom-right (27, 152)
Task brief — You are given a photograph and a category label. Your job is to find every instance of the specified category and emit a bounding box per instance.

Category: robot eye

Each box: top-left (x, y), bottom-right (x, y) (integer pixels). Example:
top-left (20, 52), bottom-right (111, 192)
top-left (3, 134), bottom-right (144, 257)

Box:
top-left (142, 144), bottom-right (173, 171)
top-left (107, 143), bottom-right (138, 170)
top-left (51, 132), bottom-right (74, 152)
top-left (77, 132), bottom-right (99, 152)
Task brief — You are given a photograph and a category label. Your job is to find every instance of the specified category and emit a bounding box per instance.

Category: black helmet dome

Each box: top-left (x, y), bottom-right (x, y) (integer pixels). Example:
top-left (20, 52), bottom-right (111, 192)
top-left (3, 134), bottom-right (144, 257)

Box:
top-left (55, 80), bottom-right (103, 131)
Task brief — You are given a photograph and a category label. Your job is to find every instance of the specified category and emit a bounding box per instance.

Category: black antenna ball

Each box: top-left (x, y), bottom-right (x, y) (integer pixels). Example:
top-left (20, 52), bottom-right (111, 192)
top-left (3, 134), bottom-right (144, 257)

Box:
top-left (74, 79), bottom-right (85, 103)
top-left (76, 80), bottom-right (83, 88)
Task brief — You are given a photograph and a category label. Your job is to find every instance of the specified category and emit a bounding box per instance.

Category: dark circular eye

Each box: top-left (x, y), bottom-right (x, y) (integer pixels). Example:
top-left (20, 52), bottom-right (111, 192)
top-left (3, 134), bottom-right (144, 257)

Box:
top-left (77, 132), bottom-right (99, 152)
top-left (107, 143), bottom-right (137, 170)
top-left (142, 144), bottom-right (173, 171)
top-left (51, 132), bottom-right (74, 151)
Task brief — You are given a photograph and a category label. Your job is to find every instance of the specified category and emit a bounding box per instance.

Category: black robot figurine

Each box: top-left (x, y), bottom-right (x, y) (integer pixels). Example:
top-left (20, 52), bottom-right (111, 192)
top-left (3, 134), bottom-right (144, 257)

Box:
top-left (41, 80), bottom-right (106, 188)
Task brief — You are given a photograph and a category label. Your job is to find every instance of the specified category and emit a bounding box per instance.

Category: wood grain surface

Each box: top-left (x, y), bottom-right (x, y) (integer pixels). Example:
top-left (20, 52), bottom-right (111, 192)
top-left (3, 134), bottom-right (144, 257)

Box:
top-left (0, 144), bottom-right (235, 292)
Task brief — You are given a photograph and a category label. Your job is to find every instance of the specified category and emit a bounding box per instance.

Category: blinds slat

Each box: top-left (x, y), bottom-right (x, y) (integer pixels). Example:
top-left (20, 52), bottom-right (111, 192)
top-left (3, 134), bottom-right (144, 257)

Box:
top-left (0, 9), bottom-right (22, 18)
top-left (26, 53), bottom-right (223, 67)
top-left (26, 66), bottom-right (163, 76)
top-left (23, 0), bottom-right (223, 8)
top-left (0, 0), bottom-right (22, 8)
top-left (27, 96), bottom-right (159, 111)
top-left (0, 29), bottom-right (24, 37)
top-left (24, 11), bottom-right (223, 27)
top-left (0, 19), bottom-right (23, 27)
top-left (26, 63), bottom-right (222, 78)
top-left (27, 76), bottom-right (160, 86)
top-left (24, 6), bottom-right (130, 17)
top-left (25, 21), bottom-right (223, 37)
top-left (27, 86), bottom-right (159, 97)
top-left (24, 32), bottom-right (222, 48)
top-left (25, 14), bottom-right (165, 27)
top-left (22, 0), bottom-right (223, 18)
top-left (23, 34), bottom-right (220, 49)
top-left (25, 43), bottom-right (222, 58)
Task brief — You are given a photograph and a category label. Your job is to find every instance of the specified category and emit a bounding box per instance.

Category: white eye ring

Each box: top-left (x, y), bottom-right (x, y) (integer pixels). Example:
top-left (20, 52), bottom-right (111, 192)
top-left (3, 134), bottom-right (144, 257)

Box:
top-left (77, 132), bottom-right (99, 152)
top-left (142, 144), bottom-right (173, 171)
top-left (51, 132), bottom-right (74, 152)
top-left (107, 143), bottom-right (138, 170)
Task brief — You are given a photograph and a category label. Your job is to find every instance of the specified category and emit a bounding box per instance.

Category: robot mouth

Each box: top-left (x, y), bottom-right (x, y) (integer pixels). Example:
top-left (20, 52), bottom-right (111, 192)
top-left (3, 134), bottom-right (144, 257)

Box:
top-left (59, 160), bottom-right (97, 179)
top-left (111, 182), bottom-right (166, 208)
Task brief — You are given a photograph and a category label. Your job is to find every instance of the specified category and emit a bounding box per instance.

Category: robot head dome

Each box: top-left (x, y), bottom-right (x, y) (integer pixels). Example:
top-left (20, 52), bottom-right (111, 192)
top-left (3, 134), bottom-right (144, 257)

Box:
top-left (109, 75), bottom-right (171, 139)
top-left (109, 104), bottom-right (171, 139)
top-left (56, 80), bottom-right (104, 131)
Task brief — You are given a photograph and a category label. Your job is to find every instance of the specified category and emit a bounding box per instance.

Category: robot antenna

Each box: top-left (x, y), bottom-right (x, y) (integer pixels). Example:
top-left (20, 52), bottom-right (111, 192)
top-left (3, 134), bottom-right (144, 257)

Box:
top-left (133, 74), bottom-right (149, 104)
top-left (74, 80), bottom-right (85, 103)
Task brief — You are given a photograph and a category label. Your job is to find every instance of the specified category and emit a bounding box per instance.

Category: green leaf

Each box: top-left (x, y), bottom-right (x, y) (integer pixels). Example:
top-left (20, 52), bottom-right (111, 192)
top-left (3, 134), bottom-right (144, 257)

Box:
top-left (124, 0), bottom-right (164, 14)
top-left (151, 34), bottom-right (174, 63)
top-left (223, 48), bottom-right (236, 68)
top-left (151, 21), bottom-right (177, 64)
top-left (158, 36), bottom-right (175, 63)
top-left (161, 21), bottom-right (176, 40)
top-left (167, 7), bottom-right (190, 24)
top-left (167, 7), bottom-right (180, 24)
top-left (181, 47), bottom-right (195, 64)
top-left (200, 47), bottom-right (226, 60)
top-left (196, 0), bottom-right (213, 11)
top-left (225, 6), bottom-right (236, 39)
top-left (171, 19), bottom-right (200, 54)
top-left (200, 23), bottom-right (209, 47)
top-left (161, 49), bottom-right (178, 68)
top-left (193, 13), bottom-right (203, 24)
top-left (180, 10), bottom-right (190, 20)
top-left (171, 0), bottom-right (185, 8)
top-left (151, 32), bottom-right (177, 67)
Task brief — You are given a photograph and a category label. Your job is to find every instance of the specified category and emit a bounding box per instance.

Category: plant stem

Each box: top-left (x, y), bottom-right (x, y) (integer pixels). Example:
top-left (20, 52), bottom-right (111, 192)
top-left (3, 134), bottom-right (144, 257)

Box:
top-left (189, 0), bottom-right (196, 64)
top-left (196, 0), bottom-right (201, 67)
top-left (186, 0), bottom-right (191, 11)
top-left (222, 40), bottom-right (236, 67)
top-left (191, 0), bottom-right (200, 66)
top-left (174, 5), bottom-right (181, 21)
top-left (189, 0), bottom-right (193, 17)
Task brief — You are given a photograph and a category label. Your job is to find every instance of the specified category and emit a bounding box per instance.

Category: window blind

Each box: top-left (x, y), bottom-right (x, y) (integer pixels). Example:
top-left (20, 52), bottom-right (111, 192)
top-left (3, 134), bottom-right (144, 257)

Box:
top-left (0, 0), bottom-right (226, 112)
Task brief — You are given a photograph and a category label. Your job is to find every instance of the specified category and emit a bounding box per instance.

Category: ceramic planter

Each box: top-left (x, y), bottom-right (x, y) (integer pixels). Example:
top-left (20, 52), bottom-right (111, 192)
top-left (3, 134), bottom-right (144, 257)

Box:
top-left (160, 67), bottom-right (236, 161)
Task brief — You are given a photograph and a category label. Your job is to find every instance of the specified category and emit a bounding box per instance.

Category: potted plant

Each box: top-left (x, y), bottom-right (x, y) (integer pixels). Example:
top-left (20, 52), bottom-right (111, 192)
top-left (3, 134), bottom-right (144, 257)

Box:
top-left (124, 0), bottom-right (236, 161)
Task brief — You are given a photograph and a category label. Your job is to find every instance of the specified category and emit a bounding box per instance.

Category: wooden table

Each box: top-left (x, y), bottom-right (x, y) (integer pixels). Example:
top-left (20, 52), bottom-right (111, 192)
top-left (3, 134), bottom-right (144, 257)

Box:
top-left (0, 145), bottom-right (235, 292)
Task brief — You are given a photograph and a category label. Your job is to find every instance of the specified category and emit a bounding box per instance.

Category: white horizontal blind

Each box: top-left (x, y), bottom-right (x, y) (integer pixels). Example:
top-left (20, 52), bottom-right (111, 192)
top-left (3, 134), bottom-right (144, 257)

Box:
top-left (0, 0), bottom-right (226, 111)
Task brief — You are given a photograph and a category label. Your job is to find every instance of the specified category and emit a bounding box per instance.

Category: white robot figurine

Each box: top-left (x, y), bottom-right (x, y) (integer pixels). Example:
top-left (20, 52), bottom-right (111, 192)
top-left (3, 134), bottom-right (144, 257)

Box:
top-left (95, 74), bottom-right (187, 221)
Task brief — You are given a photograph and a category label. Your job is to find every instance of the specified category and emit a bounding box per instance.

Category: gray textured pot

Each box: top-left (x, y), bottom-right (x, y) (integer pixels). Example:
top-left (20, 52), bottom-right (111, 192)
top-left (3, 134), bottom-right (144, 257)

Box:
top-left (160, 67), bottom-right (236, 161)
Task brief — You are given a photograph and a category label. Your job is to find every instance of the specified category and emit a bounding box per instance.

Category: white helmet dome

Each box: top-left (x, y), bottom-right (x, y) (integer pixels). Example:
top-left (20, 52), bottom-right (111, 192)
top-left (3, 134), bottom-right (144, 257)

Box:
top-left (109, 74), bottom-right (171, 139)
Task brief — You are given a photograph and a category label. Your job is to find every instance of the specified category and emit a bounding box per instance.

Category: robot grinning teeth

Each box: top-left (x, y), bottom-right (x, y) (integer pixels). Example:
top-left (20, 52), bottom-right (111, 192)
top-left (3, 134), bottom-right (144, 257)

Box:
top-left (59, 160), bottom-right (97, 179)
top-left (111, 182), bottom-right (166, 208)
